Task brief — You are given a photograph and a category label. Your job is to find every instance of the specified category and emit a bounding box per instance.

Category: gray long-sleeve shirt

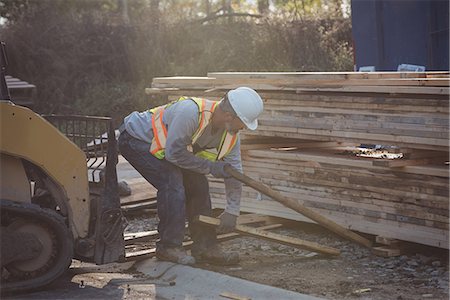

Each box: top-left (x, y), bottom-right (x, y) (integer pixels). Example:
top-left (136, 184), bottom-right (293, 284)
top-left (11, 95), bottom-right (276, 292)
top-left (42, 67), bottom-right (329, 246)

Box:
top-left (123, 99), bottom-right (243, 216)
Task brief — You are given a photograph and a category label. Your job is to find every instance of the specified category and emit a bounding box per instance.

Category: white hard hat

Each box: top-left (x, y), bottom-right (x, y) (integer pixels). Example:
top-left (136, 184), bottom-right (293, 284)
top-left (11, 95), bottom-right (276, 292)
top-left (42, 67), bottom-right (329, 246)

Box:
top-left (227, 87), bottom-right (263, 130)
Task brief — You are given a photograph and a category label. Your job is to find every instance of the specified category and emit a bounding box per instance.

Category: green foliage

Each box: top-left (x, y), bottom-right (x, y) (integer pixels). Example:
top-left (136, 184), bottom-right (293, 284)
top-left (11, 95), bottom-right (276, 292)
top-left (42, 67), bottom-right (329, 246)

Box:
top-left (0, 0), bottom-right (353, 122)
top-left (73, 81), bottom-right (149, 122)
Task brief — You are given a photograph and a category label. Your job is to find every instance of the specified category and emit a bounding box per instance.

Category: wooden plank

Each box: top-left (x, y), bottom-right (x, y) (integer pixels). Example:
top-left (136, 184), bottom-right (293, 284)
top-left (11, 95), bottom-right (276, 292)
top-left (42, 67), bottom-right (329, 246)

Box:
top-left (402, 165), bottom-right (449, 178)
top-left (121, 200), bottom-right (157, 214)
top-left (155, 76), bottom-right (450, 88)
top-left (372, 246), bottom-right (402, 257)
top-left (259, 106), bottom-right (449, 126)
top-left (125, 223), bottom-right (283, 261)
top-left (151, 73), bottom-right (450, 93)
top-left (208, 71), bottom-right (449, 80)
top-left (197, 215), bottom-right (341, 256)
top-left (242, 149), bottom-right (448, 179)
top-left (263, 99), bottom-right (448, 114)
top-left (6, 84), bottom-right (36, 90)
top-left (235, 213), bottom-right (280, 225)
top-left (427, 73), bottom-right (449, 78)
top-left (375, 236), bottom-right (401, 246)
top-left (247, 127), bottom-right (449, 150)
top-left (123, 214), bottom-right (276, 245)
top-left (219, 292), bottom-right (251, 300)
top-left (262, 93), bottom-right (450, 105)
top-left (241, 141), bottom-right (352, 151)
top-left (214, 77), bottom-right (450, 87)
top-left (403, 150), bottom-right (449, 159)
top-left (257, 118), bottom-right (448, 140)
top-left (125, 230), bottom-right (159, 245)
top-left (151, 82), bottom-right (449, 95)
top-left (244, 148), bottom-right (449, 177)
top-left (373, 157), bottom-right (448, 167)
top-left (296, 86), bottom-right (449, 95)
top-left (242, 149), bottom-right (450, 186)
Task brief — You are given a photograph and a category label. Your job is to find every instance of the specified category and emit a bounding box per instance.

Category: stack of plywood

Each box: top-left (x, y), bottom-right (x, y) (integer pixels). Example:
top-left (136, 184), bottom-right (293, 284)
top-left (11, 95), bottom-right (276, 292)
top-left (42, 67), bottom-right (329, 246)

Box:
top-left (147, 71), bottom-right (449, 248)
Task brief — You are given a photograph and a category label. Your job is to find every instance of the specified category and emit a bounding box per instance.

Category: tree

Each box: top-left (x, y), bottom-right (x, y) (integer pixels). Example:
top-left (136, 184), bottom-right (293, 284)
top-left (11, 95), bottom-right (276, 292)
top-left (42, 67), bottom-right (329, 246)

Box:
top-left (258, 0), bottom-right (270, 14)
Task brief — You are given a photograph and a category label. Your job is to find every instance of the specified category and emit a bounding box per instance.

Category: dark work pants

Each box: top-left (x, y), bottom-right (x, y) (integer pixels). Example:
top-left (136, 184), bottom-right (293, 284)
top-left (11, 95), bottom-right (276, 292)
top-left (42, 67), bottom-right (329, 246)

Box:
top-left (118, 130), bottom-right (216, 251)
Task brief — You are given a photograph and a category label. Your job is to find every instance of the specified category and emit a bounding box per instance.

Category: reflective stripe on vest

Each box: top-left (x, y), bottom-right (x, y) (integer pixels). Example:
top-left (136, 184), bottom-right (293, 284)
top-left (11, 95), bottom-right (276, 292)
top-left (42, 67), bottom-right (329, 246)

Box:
top-left (149, 97), bottom-right (238, 161)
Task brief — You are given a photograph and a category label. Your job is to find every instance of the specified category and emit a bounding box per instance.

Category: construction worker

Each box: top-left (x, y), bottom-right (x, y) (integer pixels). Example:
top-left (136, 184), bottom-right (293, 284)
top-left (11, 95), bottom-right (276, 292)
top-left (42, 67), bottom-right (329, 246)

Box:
top-left (118, 87), bottom-right (264, 265)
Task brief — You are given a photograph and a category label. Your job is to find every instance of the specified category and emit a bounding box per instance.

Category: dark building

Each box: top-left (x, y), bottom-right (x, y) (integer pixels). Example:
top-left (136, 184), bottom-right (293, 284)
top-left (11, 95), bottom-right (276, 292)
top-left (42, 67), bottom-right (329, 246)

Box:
top-left (351, 0), bottom-right (449, 71)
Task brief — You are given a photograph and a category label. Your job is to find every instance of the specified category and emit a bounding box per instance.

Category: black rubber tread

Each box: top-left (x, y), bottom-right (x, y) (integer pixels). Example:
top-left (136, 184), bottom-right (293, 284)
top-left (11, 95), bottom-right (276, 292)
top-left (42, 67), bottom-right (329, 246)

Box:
top-left (0, 199), bottom-right (74, 294)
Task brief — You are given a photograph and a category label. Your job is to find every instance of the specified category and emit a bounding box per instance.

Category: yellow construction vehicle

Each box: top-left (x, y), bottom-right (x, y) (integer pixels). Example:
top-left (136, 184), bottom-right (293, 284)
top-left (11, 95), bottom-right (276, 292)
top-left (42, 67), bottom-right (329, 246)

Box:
top-left (0, 42), bottom-right (126, 293)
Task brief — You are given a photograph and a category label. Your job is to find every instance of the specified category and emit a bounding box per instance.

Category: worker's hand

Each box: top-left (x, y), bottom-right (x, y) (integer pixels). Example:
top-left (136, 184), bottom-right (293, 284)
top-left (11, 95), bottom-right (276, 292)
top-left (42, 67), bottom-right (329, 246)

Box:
top-left (217, 212), bottom-right (237, 234)
top-left (209, 161), bottom-right (231, 178)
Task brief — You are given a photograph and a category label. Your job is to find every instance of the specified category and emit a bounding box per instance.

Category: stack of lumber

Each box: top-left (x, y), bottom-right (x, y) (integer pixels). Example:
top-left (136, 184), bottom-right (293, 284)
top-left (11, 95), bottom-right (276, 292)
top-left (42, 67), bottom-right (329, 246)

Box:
top-left (5, 75), bottom-right (36, 107)
top-left (149, 72), bottom-right (449, 151)
top-left (209, 147), bottom-right (448, 248)
top-left (147, 71), bottom-right (449, 248)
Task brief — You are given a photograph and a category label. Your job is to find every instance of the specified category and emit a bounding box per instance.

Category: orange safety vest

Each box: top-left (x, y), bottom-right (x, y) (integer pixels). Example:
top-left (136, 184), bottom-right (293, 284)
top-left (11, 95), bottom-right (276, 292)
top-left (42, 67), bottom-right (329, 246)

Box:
top-left (149, 97), bottom-right (238, 161)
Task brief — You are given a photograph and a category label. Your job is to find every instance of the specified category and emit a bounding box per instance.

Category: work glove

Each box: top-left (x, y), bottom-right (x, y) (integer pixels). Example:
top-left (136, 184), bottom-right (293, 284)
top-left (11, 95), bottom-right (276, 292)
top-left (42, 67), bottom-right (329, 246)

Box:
top-left (217, 211), bottom-right (237, 234)
top-left (209, 161), bottom-right (231, 178)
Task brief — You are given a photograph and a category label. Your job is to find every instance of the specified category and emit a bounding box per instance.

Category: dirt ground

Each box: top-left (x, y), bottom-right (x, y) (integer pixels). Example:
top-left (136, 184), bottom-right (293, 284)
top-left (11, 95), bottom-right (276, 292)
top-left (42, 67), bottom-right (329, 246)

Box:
top-left (6, 213), bottom-right (449, 300)
top-left (208, 224), bottom-right (449, 300)
top-left (130, 213), bottom-right (449, 300)
top-left (125, 213), bottom-right (449, 300)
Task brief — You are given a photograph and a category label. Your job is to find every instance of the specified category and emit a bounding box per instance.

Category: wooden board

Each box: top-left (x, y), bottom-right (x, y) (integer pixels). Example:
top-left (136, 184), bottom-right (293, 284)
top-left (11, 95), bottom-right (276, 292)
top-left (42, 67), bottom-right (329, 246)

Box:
top-left (198, 215), bottom-right (340, 256)
top-left (207, 71), bottom-right (449, 80)
top-left (125, 223), bottom-right (284, 261)
top-left (372, 246), bottom-right (402, 257)
top-left (151, 72), bottom-right (450, 95)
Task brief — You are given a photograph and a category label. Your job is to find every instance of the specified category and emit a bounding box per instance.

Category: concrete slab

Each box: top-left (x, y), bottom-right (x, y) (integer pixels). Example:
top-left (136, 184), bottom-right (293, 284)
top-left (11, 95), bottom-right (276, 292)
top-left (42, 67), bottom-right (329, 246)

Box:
top-left (135, 258), bottom-right (323, 300)
top-left (117, 155), bottom-right (142, 181)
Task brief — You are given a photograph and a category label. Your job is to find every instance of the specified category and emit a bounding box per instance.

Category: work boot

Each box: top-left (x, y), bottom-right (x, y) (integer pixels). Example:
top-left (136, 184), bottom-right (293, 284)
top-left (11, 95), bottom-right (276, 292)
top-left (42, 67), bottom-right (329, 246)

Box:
top-left (192, 244), bottom-right (240, 266)
top-left (155, 246), bottom-right (196, 265)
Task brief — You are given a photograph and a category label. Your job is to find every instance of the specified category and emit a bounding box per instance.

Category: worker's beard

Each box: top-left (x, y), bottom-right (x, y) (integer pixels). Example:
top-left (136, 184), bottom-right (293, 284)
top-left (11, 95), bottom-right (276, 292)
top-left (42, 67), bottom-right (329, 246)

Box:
top-left (225, 122), bottom-right (238, 135)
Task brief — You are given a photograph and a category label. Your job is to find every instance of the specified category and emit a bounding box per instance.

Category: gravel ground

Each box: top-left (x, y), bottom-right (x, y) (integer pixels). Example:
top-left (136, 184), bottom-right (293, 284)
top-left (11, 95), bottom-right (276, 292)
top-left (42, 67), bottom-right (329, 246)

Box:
top-left (7, 213), bottom-right (448, 300)
top-left (126, 213), bottom-right (449, 300)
